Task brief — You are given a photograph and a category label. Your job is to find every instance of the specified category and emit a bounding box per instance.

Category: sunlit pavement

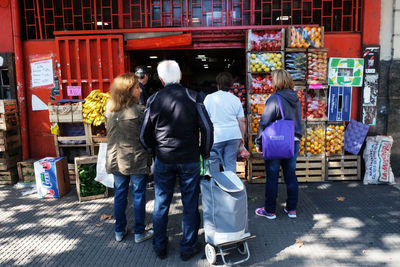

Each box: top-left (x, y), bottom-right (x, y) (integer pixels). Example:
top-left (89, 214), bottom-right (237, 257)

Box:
top-left (1, 180), bottom-right (399, 267)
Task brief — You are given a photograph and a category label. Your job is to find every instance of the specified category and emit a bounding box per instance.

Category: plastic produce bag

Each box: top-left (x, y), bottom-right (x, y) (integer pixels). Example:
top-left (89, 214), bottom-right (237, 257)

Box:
top-left (237, 144), bottom-right (250, 161)
top-left (363, 136), bottom-right (395, 185)
top-left (95, 143), bottom-right (114, 188)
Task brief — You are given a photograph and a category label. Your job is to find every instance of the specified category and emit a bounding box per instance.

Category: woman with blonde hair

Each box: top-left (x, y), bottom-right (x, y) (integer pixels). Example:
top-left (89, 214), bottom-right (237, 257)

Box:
top-left (105, 73), bottom-right (153, 242)
top-left (254, 69), bottom-right (303, 220)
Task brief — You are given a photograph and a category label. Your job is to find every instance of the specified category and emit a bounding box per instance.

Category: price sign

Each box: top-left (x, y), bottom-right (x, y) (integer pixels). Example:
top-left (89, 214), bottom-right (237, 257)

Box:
top-left (67, 86), bottom-right (82, 96)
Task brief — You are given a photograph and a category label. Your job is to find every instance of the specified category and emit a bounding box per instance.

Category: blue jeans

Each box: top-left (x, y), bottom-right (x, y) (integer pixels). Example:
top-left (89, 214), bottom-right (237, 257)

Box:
top-left (209, 139), bottom-right (241, 173)
top-left (113, 173), bottom-right (147, 234)
top-left (153, 158), bottom-right (200, 255)
top-left (264, 141), bottom-right (300, 213)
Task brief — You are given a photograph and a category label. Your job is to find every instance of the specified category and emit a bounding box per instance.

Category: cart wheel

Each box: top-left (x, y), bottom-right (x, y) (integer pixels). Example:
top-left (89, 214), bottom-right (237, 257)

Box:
top-left (205, 243), bottom-right (217, 264)
top-left (237, 242), bottom-right (247, 255)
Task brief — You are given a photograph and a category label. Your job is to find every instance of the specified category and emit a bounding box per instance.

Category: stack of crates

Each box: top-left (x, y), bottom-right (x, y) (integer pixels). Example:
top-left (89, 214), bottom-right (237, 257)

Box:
top-left (0, 100), bottom-right (21, 184)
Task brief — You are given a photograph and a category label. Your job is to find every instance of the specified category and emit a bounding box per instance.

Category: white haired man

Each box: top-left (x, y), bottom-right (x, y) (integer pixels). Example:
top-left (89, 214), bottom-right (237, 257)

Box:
top-left (140, 60), bottom-right (213, 261)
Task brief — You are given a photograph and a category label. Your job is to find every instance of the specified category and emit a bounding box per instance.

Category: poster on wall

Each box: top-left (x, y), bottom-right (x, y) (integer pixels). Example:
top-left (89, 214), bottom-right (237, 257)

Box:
top-left (328, 86), bottom-right (352, 121)
top-left (362, 46), bottom-right (380, 126)
top-left (328, 58), bottom-right (364, 87)
top-left (362, 105), bottom-right (377, 126)
top-left (30, 56), bottom-right (54, 88)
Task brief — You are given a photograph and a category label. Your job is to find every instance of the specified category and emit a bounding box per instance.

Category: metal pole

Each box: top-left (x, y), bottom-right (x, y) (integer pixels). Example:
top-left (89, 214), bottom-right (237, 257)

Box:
top-left (11, 0), bottom-right (30, 159)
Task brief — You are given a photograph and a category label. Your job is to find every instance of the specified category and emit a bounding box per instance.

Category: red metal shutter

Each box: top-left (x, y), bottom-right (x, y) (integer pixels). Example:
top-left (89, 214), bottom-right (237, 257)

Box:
top-left (55, 35), bottom-right (124, 99)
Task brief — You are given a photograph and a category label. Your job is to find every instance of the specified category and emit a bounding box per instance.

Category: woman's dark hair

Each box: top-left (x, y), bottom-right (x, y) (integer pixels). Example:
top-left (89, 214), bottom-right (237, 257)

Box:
top-left (216, 72), bottom-right (233, 91)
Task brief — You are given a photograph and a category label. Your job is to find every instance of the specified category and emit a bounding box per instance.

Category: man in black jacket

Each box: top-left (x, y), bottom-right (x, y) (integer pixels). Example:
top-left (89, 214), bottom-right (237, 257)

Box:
top-left (140, 60), bottom-right (213, 261)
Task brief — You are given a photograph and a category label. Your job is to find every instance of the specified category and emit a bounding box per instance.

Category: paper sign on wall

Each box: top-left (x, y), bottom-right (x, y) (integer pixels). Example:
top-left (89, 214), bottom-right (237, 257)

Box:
top-left (31, 56), bottom-right (54, 88)
top-left (67, 86), bottom-right (82, 96)
top-left (328, 86), bottom-right (352, 121)
top-left (328, 58), bottom-right (364, 87)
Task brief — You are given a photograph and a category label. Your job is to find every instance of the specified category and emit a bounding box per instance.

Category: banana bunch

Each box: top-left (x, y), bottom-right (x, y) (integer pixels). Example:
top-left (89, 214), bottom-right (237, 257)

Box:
top-left (82, 89), bottom-right (110, 126)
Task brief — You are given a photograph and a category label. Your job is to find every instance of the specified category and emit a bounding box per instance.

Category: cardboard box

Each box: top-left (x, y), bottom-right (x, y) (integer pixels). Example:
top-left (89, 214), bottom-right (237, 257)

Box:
top-left (34, 157), bottom-right (70, 198)
top-left (328, 86), bottom-right (352, 121)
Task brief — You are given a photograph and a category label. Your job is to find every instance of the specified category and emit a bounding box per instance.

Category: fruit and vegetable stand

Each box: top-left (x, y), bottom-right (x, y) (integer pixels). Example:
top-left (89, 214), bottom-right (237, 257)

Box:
top-left (245, 26), bottom-right (360, 183)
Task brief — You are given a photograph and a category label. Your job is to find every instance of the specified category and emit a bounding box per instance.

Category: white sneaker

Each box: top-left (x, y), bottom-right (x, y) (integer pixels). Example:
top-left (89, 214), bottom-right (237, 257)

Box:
top-left (135, 229), bottom-right (154, 243)
top-left (115, 229), bottom-right (128, 242)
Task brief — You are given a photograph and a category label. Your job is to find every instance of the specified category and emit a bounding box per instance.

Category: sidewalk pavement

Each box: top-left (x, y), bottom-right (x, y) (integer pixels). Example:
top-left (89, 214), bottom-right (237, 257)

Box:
top-left (1, 180), bottom-right (399, 267)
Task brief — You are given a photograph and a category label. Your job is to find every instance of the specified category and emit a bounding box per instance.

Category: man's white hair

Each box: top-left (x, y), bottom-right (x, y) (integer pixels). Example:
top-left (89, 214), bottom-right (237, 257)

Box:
top-left (157, 60), bottom-right (181, 85)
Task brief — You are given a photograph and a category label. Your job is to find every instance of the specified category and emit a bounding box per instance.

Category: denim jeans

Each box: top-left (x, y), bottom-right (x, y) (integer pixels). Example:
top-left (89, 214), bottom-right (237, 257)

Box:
top-left (113, 173), bottom-right (147, 234)
top-left (264, 141), bottom-right (300, 213)
top-left (209, 139), bottom-right (241, 173)
top-left (152, 158), bottom-right (200, 255)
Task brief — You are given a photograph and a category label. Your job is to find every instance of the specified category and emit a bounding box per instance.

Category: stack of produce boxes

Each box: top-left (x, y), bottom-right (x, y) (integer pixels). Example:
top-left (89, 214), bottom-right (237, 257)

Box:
top-left (290, 26), bottom-right (327, 182)
top-left (246, 29), bottom-right (284, 181)
top-left (246, 26), bottom-right (332, 183)
top-left (0, 100), bottom-right (22, 184)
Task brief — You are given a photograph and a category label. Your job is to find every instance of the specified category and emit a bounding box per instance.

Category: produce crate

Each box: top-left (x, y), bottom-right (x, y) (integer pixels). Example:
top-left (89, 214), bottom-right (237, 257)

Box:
top-left (295, 156), bottom-right (325, 182)
top-left (68, 163), bottom-right (76, 185)
top-left (53, 123), bottom-right (91, 157)
top-left (247, 155), bottom-right (325, 183)
top-left (326, 155), bottom-right (361, 181)
top-left (87, 124), bottom-right (107, 154)
top-left (247, 29), bottom-right (285, 51)
top-left (286, 26), bottom-right (324, 48)
top-left (306, 88), bottom-right (328, 121)
top-left (236, 161), bottom-right (246, 179)
top-left (0, 169), bottom-right (18, 185)
top-left (0, 145), bottom-right (22, 171)
top-left (0, 132), bottom-right (21, 152)
top-left (0, 112), bottom-right (19, 131)
top-left (49, 102), bottom-right (83, 123)
top-left (17, 159), bottom-right (36, 182)
top-left (0, 100), bottom-right (18, 114)
top-left (247, 51), bottom-right (284, 74)
top-left (74, 156), bottom-right (108, 202)
top-left (247, 155), bottom-right (267, 183)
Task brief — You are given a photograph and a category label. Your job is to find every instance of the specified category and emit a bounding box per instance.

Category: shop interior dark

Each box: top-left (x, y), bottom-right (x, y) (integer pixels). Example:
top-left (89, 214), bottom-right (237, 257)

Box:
top-left (130, 49), bottom-right (245, 95)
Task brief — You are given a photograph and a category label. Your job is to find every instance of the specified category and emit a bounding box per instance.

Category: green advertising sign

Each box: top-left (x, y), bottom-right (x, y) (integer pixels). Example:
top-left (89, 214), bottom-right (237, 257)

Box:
top-left (328, 58), bottom-right (364, 86)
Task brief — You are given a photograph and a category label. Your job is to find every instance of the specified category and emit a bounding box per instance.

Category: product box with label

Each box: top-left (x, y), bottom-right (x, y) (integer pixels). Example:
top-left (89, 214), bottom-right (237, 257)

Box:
top-left (34, 157), bottom-right (70, 199)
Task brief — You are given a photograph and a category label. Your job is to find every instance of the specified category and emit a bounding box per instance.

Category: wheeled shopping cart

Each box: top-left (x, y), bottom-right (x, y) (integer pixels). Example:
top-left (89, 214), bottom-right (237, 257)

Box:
top-left (200, 163), bottom-right (255, 265)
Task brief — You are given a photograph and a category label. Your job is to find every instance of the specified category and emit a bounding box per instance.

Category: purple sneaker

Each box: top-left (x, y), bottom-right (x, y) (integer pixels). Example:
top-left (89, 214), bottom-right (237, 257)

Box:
top-left (255, 207), bottom-right (276, 219)
top-left (284, 208), bottom-right (297, 219)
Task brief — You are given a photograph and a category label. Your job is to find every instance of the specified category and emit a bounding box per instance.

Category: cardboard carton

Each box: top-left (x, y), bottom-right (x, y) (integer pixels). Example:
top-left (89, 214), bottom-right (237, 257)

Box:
top-left (34, 157), bottom-right (70, 198)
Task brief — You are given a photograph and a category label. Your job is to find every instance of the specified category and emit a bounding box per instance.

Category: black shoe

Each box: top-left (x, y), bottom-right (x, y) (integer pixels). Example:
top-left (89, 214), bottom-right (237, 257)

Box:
top-left (180, 243), bottom-right (202, 261)
top-left (154, 247), bottom-right (168, 260)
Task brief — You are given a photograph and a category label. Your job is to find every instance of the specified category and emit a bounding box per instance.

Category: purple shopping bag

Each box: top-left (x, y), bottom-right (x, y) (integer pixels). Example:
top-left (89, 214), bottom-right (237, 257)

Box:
top-left (262, 95), bottom-right (295, 160)
top-left (344, 119), bottom-right (370, 155)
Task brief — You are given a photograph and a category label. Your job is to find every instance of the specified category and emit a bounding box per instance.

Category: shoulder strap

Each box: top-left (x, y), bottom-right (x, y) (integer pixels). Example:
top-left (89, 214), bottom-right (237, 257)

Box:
top-left (275, 94), bottom-right (285, 120)
top-left (185, 88), bottom-right (197, 103)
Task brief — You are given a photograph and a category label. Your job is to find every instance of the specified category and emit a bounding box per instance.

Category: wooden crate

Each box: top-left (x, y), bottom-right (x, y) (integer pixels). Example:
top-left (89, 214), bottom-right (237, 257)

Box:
top-left (0, 100), bottom-right (18, 114)
top-left (296, 156), bottom-right (325, 182)
top-left (53, 123), bottom-right (91, 157)
top-left (0, 169), bottom-right (18, 185)
top-left (247, 155), bottom-right (325, 183)
top-left (74, 156), bottom-right (108, 202)
top-left (0, 133), bottom-right (21, 152)
top-left (49, 102), bottom-right (83, 123)
top-left (0, 148), bottom-right (22, 171)
top-left (236, 161), bottom-right (246, 179)
top-left (68, 163), bottom-right (76, 185)
top-left (17, 159), bottom-right (37, 182)
top-left (326, 155), bottom-right (361, 181)
top-left (0, 112), bottom-right (19, 131)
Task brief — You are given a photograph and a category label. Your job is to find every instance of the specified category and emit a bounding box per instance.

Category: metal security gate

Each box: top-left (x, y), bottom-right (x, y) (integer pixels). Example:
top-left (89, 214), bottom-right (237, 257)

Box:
top-left (55, 35), bottom-right (124, 98)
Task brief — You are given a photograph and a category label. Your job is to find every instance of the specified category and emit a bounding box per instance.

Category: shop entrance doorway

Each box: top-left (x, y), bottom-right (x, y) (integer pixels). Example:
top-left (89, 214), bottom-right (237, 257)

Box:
top-left (128, 49), bottom-right (245, 97)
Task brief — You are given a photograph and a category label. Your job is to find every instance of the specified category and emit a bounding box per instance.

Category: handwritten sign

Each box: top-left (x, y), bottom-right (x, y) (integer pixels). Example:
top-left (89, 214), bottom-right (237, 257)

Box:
top-left (31, 58), bottom-right (53, 88)
top-left (67, 86), bottom-right (82, 96)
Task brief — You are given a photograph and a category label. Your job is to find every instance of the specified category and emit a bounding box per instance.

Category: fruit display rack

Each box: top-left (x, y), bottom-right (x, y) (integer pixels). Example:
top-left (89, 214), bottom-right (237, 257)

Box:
top-left (244, 26), bottom-right (360, 183)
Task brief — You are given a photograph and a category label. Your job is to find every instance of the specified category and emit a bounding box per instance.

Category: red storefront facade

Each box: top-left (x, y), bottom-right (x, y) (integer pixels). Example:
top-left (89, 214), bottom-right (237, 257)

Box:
top-left (0, 0), bottom-right (381, 159)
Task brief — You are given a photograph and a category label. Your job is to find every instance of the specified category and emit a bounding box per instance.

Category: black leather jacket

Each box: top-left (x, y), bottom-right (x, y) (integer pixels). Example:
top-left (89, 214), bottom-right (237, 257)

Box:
top-left (140, 83), bottom-right (213, 164)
